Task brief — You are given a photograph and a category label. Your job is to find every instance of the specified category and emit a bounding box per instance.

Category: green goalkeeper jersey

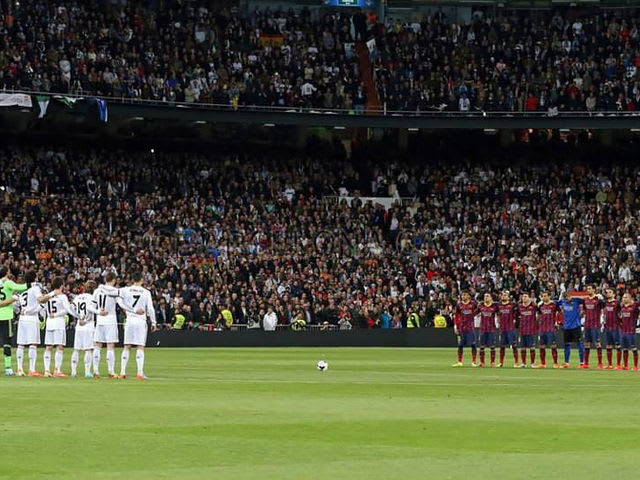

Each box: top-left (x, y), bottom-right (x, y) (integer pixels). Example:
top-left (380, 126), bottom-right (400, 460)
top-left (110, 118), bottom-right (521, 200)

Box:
top-left (0, 279), bottom-right (27, 320)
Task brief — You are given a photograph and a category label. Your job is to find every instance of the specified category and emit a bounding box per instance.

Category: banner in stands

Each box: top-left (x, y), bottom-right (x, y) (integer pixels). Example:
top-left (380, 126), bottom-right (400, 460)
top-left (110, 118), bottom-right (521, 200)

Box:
top-left (0, 93), bottom-right (32, 107)
top-left (323, 0), bottom-right (375, 7)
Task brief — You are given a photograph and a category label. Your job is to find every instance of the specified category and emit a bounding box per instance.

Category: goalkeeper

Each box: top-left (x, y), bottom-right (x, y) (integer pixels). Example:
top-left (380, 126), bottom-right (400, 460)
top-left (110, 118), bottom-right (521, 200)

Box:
top-left (0, 266), bottom-right (28, 376)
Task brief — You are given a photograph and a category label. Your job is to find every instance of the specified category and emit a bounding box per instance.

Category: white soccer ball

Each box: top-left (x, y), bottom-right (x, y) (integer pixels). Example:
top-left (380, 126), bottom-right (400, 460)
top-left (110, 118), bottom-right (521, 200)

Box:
top-left (317, 360), bottom-right (328, 371)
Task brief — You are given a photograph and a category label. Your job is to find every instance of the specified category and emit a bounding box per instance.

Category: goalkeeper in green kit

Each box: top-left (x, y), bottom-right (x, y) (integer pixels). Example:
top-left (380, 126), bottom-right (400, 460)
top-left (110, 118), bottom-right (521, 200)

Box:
top-left (0, 266), bottom-right (27, 376)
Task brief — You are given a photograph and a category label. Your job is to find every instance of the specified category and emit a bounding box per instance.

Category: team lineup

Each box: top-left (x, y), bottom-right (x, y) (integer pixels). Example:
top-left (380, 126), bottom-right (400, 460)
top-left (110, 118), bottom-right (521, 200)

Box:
top-left (453, 285), bottom-right (640, 370)
top-left (0, 267), bottom-right (156, 379)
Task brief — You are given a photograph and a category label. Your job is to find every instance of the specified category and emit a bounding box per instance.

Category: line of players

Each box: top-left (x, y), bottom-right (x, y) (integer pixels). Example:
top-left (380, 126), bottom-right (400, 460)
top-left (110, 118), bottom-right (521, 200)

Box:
top-left (11, 270), bottom-right (156, 379)
top-left (453, 285), bottom-right (640, 370)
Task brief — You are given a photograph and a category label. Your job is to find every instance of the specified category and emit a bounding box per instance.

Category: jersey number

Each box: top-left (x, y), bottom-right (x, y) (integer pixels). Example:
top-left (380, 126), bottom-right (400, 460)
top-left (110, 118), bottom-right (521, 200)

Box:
top-left (48, 301), bottom-right (57, 316)
top-left (132, 295), bottom-right (141, 308)
top-left (98, 295), bottom-right (106, 309)
top-left (77, 302), bottom-right (87, 316)
top-left (0, 290), bottom-right (6, 301)
top-left (20, 293), bottom-right (28, 308)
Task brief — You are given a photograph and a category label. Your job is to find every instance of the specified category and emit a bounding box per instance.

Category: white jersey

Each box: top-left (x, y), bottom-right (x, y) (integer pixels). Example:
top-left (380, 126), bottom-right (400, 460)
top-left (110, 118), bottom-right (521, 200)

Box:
top-left (93, 284), bottom-right (125, 326)
top-left (45, 293), bottom-right (76, 330)
top-left (72, 293), bottom-right (98, 329)
top-left (120, 285), bottom-right (156, 325)
top-left (18, 284), bottom-right (43, 318)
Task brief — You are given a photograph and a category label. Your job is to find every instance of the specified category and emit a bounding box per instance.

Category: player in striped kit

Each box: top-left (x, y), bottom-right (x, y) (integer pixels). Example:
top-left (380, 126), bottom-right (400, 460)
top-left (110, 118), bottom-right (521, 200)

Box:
top-left (71, 281), bottom-right (99, 378)
top-left (517, 293), bottom-right (538, 368)
top-left (452, 292), bottom-right (478, 367)
top-left (537, 291), bottom-right (559, 369)
top-left (43, 277), bottom-right (79, 377)
top-left (581, 285), bottom-right (604, 370)
top-left (478, 293), bottom-right (498, 367)
top-left (603, 288), bottom-right (621, 370)
top-left (618, 292), bottom-right (638, 371)
top-left (117, 272), bottom-right (157, 380)
top-left (497, 290), bottom-right (519, 368)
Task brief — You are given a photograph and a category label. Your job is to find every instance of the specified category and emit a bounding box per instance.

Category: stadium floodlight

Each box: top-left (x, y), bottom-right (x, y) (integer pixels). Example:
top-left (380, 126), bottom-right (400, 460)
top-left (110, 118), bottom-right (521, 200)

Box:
top-left (483, 129), bottom-right (498, 135)
top-left (408, 128), bottom-right (419, 132)
top-left (334, 126), bottom-right (346, 130)
top-left (263, 123), bottom-right (275, 127)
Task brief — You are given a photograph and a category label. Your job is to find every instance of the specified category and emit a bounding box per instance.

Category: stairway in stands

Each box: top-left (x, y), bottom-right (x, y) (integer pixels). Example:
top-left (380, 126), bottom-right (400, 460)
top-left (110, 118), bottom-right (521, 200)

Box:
top-left (355, 42), bottom-right (381, 113)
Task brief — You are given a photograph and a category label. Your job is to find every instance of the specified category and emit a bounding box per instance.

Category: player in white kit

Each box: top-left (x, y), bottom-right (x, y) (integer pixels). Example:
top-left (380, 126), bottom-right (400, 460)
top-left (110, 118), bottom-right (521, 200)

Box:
top-left (71, 280), bottom-right (99, 378)
top-left (15, 270), bottom-right (51, 377)
top-left (43, 277), bottom-right (78, 377)
top-left (118, 271), bottom-right (157, 380)
top-left (93, 272), bottom-right (141, 378)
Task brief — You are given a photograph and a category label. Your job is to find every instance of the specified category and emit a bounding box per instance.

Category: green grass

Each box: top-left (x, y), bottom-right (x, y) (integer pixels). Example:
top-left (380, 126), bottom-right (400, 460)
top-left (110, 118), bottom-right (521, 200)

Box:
top-left (1, 347), bottom-right (640, 479)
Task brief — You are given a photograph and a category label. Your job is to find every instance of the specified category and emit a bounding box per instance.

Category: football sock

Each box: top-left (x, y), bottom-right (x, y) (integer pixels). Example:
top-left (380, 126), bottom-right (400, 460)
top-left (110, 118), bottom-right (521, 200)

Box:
top-left (471, 346), bottom-right (477, 363)
top-left (539, 348), bottom-right (546, 364)
top-left (597, 348), bottom-right (602, 365)
top-left (136, 350), bottom-right (145, 375)
top-left (16, 346), bottom-right (24, 372)
top-left (93, 348), bottom-right (101, 374)
top-left (564, 344), bottom-right (571, 363)
top-left (617, 349), bottom-right (622, 366)
top-left (520, 349), bottom-right (526, 365)
top-left (530, 349), bottom-right (535, 365)
top-left (551, 347), bottom-right (558, 364)
top-left (634, 350), bottom-right (638, 368)
top-left (54, 350), bottom-right (63, 371)
top-left (512, 347), bottom-right (519, 364)
top-left (584, 347), bottom-right (590, 365)
top-left (71, 350), bottom-right (79, 376)
top-left (28, 346), bottom-right (37, 372)
top-left (499, 347), bottom-right (505, 364)
top-left (490, 348), bottom-right (496, 364)
top-left (120, 349), bottom-right (129, 376)
top-left (43, 350), bottom-right (51, 372)
top-left (578, 342), bottom-right (585, 363)
top-left (457, 346), bottom-right (463, 363)
top-left (4, 345), bottom-right (11, 369)
top-left (106, 349), bottom-right (115, 375)
top-left (479, 348), bottom-right (485, 364)
top-left (607, 348), bottom-right (613, 366)
top-left (623, 350), bottom-right (629, 367)
top-left (84, 350), bottom-right (92, 375)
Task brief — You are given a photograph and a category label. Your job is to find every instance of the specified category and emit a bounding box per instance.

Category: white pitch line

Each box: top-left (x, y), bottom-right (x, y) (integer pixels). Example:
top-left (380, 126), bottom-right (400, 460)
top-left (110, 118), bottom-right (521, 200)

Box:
top-left (172, 378), bottom-right (640, 388)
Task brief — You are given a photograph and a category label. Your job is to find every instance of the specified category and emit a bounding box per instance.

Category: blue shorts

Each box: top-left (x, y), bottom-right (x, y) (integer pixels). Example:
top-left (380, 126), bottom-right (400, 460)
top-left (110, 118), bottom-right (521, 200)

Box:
top-left (520, 334), bottom-right (536, 348)
top-left (500, 330), bottom-right (517, 346)
top-left (584, 328), bottom-right (600, 344)
top-left (539, 331), bottom-right (556, 346)
top-left (457, 331), bottom-right (476, 348)
top-left (604, 330), bottom-right (620, 346)
top-left (620, 333), bottom-right (637, 350)
top-left (479, 331), bottom-right (495, 347)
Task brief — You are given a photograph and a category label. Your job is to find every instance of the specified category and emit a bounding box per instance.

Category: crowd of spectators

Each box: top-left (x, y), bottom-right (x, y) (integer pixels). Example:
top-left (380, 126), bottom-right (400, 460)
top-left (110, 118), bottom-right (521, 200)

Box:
top-left (0, 0), bottom-right (361, 109)
top-left (4, 1), bottom-right (640, 114)
top-left (2, 137), bottom-right (640, 331)
top-left (373, 9), bottom-right (640, 112)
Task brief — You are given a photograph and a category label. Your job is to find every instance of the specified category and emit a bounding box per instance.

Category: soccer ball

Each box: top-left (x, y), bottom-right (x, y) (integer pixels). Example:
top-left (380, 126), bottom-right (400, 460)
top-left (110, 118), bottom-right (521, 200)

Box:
top-left (317, 360), bottom-right (328, 371)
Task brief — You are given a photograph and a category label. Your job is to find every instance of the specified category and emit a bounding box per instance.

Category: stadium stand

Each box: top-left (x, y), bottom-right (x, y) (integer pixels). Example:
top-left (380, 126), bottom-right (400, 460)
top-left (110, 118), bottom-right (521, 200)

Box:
top-left (1, 134), bottom-right (639, 330)
top-left (3, 2), bottom-right (639, 114)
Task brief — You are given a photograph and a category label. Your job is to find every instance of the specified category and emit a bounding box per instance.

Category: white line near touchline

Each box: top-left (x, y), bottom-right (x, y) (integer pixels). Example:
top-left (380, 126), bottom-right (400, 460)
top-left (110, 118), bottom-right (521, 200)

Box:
top-left (172, 377), bottom-right (639, 388)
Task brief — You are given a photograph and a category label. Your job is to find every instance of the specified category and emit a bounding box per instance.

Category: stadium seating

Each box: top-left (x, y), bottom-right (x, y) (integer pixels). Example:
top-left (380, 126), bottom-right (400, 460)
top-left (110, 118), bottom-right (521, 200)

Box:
top-left (1, 136), bottom-right (638, 330)
top-left (2, 2), bottom-right (637, 113)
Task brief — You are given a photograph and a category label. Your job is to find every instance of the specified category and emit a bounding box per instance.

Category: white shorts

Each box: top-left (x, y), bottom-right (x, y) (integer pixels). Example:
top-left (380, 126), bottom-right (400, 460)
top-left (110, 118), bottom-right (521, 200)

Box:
top-left (94, 324), bottom-right (118, 344)
top-left (17, 318), bottom-right (40, 346)
top-left (74, 327), bottom-right (95, 350)
top-left (124, 320), bottom-right (147, 346)
top-left (44, 329), bottom-right (66, 346)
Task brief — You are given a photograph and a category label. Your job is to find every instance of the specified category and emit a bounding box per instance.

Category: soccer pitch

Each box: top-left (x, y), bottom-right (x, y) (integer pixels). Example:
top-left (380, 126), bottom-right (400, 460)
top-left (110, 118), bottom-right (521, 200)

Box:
top-left (2, 348), bottom-right (639, 480)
